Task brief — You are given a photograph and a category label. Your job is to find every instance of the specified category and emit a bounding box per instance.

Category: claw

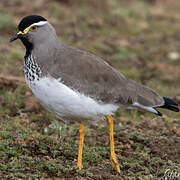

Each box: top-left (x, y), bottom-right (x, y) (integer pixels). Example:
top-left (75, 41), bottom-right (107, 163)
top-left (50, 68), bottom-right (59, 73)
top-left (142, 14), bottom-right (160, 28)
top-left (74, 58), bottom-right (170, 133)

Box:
top-left (110, 154), bottom-right (120, 173)
top-left (77, 163), bottom-right (82, 170)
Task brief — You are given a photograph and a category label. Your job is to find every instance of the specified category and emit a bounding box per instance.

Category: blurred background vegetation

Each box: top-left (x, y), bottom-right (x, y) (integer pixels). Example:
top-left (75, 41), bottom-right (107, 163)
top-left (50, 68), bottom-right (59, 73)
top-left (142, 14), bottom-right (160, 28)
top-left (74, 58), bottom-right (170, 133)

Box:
top-left (0, 0), bottom-right (180, 179)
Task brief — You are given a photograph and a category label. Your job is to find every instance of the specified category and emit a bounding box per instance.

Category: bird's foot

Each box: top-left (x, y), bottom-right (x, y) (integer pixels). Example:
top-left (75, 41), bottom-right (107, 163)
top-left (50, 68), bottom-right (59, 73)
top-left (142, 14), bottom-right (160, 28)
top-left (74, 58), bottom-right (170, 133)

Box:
top-left (110, 153), bottom-right (120, 173)
top-left (77, 162), bottom-right (83, 170)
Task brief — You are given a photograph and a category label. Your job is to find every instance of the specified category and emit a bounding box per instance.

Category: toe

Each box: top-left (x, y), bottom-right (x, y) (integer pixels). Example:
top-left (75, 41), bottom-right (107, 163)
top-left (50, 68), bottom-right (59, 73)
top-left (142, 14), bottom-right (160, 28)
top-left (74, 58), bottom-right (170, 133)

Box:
top-left (110, 156), bottom-right (120, 173)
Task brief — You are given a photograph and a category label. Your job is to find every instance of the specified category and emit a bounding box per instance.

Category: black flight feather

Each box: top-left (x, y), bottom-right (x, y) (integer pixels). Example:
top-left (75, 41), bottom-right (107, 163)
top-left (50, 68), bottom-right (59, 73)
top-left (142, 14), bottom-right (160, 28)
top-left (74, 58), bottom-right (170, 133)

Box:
top-left (158, 97), bottom-right (179, 112)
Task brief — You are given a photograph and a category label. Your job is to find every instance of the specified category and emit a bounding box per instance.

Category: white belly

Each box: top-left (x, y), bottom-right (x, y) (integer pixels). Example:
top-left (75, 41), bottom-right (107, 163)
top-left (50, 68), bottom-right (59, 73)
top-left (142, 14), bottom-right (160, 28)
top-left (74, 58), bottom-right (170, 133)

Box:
top-left (26, 76), bottom-right (118, 122)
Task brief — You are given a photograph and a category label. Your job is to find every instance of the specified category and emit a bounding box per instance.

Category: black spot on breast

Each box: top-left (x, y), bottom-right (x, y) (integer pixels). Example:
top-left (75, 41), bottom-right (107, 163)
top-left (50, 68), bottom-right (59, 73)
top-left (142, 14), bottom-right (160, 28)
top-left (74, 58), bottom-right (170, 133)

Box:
top-left (24, 56), bottom-right (41, 82)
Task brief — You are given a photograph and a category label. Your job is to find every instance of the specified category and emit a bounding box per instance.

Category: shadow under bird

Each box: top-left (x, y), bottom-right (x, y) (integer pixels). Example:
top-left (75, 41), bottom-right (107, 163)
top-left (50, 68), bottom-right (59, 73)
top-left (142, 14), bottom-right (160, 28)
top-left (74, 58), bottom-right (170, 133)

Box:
top-left (10, 15), bottom-right (179, 172)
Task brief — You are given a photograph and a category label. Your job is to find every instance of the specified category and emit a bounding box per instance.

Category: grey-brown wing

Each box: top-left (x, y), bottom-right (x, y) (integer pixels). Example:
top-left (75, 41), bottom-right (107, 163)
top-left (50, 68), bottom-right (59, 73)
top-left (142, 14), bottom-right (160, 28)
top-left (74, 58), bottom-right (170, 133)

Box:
top-left (49, 44), bottom-right (164, 107)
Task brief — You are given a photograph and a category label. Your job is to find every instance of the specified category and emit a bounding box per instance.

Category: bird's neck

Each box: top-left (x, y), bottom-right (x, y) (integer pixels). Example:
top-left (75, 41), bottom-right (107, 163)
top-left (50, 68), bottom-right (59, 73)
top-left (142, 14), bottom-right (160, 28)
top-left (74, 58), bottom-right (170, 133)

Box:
top-left (23, 34), bottom-right (61, 77)
top-left (29, 39), bottom-right (60, 76)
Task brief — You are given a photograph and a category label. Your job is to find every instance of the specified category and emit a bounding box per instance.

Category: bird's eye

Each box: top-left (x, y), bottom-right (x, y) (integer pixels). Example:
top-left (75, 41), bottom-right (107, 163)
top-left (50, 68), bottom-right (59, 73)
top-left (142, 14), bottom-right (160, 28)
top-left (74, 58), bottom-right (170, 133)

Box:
top-left (30, 26), bottom-right (38, 32)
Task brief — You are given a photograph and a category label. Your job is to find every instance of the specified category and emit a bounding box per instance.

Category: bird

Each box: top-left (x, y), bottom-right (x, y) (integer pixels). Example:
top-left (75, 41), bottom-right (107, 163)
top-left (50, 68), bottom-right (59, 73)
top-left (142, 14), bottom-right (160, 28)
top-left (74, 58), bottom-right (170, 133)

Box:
top-left (10, 15), bottom-right (179, 173)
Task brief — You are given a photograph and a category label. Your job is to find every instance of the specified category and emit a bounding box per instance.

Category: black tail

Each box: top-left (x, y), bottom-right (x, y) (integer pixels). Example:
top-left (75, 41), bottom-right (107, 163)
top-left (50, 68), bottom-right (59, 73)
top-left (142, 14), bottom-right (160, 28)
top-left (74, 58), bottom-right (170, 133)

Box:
top-left (158, 97), bottom-right (179, 112)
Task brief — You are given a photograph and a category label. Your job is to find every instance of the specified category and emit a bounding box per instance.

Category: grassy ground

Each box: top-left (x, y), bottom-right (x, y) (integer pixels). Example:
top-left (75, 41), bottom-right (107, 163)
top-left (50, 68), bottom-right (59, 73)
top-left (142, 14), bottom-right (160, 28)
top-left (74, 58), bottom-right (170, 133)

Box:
top-left (0, 0), bottom-right (180, 179)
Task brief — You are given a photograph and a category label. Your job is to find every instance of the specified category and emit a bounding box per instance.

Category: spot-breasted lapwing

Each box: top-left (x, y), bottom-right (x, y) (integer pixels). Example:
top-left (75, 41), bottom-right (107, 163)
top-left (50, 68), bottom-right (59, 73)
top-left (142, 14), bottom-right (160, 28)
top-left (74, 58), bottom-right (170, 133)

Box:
top-left (10, 15), bottom-right (179, 172)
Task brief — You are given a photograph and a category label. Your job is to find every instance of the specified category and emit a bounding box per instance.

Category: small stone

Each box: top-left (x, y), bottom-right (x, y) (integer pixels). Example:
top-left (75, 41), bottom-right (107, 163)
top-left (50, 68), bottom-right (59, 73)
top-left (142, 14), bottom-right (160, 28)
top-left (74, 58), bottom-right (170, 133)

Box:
top-left (168, 52), bottom-right (179, 60)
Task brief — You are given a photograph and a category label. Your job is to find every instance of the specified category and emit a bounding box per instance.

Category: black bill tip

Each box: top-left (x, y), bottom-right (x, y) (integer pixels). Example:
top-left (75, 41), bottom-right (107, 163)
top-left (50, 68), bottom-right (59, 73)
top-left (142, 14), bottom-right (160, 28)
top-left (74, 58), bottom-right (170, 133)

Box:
top-left (10, 33), bottom-right (20, 42)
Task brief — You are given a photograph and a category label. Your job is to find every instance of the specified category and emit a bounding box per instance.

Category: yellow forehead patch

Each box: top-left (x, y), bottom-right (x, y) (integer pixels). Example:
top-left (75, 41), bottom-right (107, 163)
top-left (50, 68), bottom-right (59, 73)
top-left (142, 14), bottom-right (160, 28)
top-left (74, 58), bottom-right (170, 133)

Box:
top-left (17, 26), bottom-right (31, 35)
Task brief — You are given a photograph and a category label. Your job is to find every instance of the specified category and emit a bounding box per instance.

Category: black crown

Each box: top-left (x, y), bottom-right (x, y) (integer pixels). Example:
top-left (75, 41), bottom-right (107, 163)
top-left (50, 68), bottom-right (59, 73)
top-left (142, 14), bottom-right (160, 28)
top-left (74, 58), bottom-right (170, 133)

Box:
top-left (18, 15), bottom-right (47, 31)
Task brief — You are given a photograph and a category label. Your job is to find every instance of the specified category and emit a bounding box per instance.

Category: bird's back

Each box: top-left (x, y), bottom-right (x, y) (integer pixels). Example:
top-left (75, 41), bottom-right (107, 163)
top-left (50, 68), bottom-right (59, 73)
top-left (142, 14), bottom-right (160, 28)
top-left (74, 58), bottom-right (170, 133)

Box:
top-left (48, 44), bottom-right (164, 109)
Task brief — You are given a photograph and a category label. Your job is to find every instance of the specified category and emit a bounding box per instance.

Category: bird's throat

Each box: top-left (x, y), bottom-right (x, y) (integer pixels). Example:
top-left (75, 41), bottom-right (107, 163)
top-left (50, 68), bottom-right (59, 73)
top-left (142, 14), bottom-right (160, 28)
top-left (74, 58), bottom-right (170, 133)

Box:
top-left (20, 37), bottom-right (33, 57)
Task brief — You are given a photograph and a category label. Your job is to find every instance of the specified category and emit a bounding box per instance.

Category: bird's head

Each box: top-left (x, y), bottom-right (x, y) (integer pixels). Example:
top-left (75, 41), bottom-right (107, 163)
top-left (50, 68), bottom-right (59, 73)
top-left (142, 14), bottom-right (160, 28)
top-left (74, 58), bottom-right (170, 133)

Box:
top-left (10, 15), bottom-right (57, 50)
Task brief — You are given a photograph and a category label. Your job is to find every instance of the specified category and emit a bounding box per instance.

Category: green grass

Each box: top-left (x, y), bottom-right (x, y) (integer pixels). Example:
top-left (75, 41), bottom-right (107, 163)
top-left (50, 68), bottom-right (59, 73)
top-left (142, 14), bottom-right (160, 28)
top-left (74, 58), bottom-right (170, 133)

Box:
top-left (0, 13), bottom-right (15, 31)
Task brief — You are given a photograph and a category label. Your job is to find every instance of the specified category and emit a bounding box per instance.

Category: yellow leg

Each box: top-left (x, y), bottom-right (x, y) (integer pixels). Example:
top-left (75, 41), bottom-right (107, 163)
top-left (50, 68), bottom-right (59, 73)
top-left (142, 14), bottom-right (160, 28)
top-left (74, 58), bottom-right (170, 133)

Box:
top-left (77, 123), bottom-right (85, 170)
top-left (106, 115), bottom-right (120, 173)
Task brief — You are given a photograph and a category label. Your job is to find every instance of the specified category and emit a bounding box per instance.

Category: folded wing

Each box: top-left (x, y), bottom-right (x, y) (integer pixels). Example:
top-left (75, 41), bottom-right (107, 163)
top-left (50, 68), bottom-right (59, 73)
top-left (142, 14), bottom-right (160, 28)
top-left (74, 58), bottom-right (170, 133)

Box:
top-left (49, 44), bottom-right (178, 115)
